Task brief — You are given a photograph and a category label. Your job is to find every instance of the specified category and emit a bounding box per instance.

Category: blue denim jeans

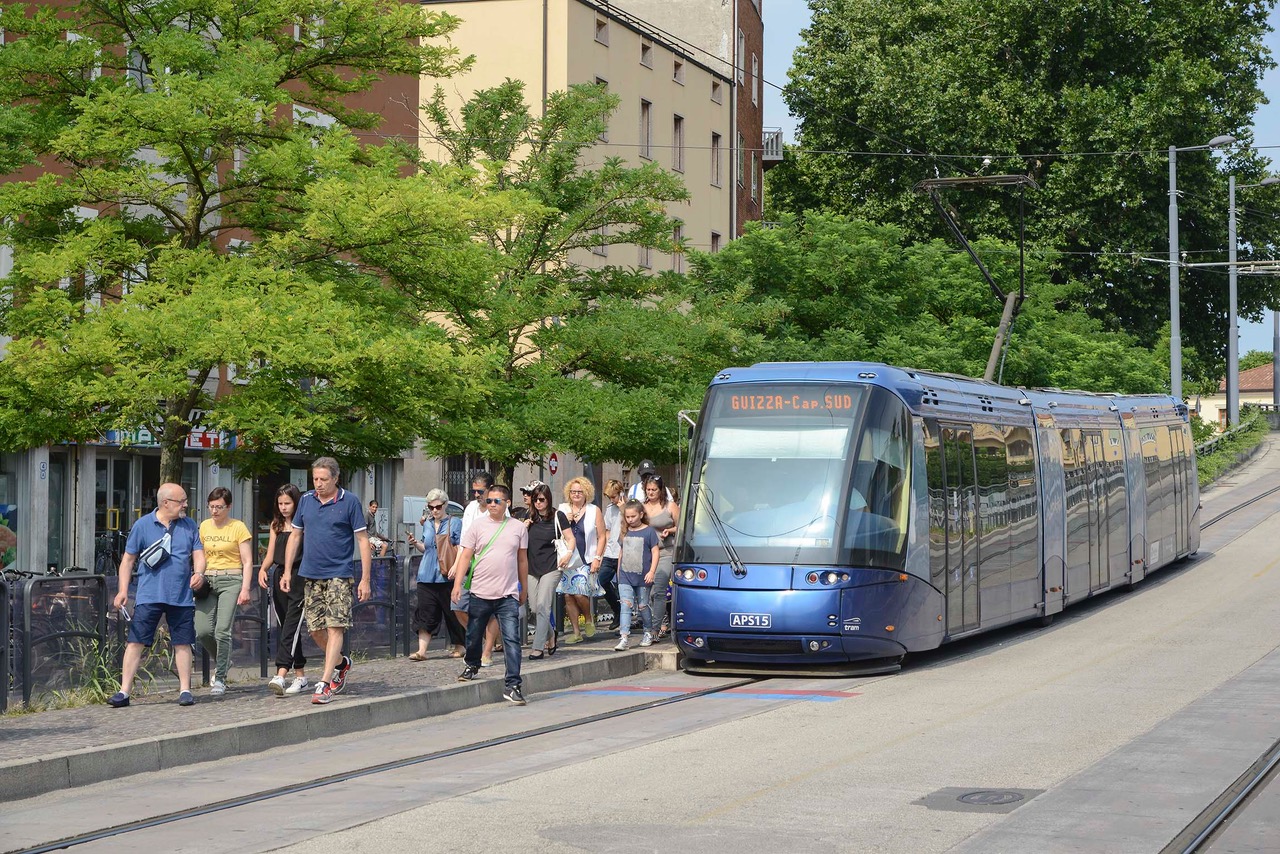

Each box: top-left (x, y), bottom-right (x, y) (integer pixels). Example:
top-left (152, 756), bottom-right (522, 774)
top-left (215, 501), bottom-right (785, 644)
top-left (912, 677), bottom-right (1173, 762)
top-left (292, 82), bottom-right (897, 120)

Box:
top-left (616, 581), bottom-right (651, 637)
top-left (465, 594), bottom-right (522, 689)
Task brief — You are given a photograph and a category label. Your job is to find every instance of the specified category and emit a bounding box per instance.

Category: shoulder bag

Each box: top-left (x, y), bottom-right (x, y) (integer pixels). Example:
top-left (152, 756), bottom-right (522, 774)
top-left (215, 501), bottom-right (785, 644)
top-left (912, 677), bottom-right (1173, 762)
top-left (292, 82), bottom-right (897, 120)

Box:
top-left (434, 518), bottom-right (460, 575)
top-left (553, 513), bottom-right (584, 573)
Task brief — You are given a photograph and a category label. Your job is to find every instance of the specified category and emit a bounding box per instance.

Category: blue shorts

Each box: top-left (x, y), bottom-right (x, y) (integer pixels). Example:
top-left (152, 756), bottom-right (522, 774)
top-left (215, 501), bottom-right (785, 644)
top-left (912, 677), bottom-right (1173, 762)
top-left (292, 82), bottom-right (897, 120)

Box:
top-left (128, 602), bottom-right (196, 647)
top-left (451, 589), bottom-right (470, 612)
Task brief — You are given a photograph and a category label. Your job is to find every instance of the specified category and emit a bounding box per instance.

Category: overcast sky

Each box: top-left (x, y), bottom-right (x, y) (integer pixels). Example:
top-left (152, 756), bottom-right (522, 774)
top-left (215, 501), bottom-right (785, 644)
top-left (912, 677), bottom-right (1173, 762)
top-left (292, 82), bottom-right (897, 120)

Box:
top-left (762, 3), bottom-right (1280, 357)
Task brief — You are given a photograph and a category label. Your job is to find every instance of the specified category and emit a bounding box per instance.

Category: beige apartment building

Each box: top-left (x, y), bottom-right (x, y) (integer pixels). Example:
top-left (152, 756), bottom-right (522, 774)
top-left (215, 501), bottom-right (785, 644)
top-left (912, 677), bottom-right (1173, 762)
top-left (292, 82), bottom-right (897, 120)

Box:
top-left (421, 0), bottom-right (735, 266)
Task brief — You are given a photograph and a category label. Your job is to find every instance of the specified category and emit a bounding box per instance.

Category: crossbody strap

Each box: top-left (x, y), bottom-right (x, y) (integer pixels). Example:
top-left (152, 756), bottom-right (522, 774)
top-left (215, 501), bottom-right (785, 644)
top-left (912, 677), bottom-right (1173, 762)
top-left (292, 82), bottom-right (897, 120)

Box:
top-left (464, 518), bottom-right (509, 590)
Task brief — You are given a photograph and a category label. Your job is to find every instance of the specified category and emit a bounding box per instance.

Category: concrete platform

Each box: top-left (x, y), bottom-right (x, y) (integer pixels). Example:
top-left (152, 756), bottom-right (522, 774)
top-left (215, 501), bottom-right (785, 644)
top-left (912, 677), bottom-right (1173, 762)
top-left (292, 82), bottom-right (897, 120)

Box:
top-left (0, 635), bottom-right (677, 802)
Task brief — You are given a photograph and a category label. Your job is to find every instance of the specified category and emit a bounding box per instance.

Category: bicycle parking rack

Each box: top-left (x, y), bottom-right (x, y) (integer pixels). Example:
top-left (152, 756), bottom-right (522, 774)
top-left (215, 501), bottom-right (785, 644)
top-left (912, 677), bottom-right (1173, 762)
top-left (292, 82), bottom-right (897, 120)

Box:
top-left (1, 578), bottom-right (9, 713)
top-left (349, 556), bottom-right (398, 659)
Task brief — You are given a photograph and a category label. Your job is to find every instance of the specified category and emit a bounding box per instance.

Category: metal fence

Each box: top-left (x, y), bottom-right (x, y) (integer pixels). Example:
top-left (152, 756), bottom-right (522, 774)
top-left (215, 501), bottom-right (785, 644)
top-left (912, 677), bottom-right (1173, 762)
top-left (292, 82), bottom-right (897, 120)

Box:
top-left (16, 573), bottom-right (108, 706)
top-left (1, 578), bottom-right (8, 713)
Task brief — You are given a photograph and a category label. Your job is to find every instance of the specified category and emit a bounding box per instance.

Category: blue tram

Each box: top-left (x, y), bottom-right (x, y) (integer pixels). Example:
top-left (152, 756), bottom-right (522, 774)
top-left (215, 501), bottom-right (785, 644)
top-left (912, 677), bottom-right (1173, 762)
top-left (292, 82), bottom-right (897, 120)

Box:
top-left (673, 362), bottom-right (1199, 675)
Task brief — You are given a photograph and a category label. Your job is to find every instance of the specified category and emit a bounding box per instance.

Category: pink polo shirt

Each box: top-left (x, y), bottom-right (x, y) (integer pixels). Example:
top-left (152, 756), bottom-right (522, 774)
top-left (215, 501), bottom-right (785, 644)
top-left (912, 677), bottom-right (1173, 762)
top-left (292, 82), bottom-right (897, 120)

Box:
top-left (461, 514), bottom-right (528, 599)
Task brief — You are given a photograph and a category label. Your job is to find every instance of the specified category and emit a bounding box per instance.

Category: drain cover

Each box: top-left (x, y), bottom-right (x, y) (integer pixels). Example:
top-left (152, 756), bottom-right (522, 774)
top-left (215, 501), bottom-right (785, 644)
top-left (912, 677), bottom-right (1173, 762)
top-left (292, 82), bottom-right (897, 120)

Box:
top-left (958, 790), bottom-right (1024, 806)
top-left (915, 787), bottom-right (1043, 813)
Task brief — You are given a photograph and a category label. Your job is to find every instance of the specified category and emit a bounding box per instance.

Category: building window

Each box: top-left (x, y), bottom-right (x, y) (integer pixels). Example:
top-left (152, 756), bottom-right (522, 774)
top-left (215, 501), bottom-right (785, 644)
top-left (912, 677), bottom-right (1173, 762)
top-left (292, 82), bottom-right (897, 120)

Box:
top-left (711, 232), bottom-right (722, 253)
top-left (711, 80), bottom-right (722, 104)
top-left (737, 133), bottom-right (745, 186)
top-left (595, 77), bottom-right (609, 142)
top-left (711, 132), bottom-right (722, 187)
top-left (751, 53), bottom-right (759, 106)
top-left (592, 226), bottom-right (608, 257)
top-left (66, 32), bottom-right (102, 80)
top-left (640, 99), bottom-right (652, 159)
top-left (673, 59), bottom-right (685, 84)
top-left (595, 18), bottom-right (609, 45)
top-left (751, 152), bottom-right (759, 201)
top-left (672, 224), bottom-right (685, 274)
top-left (638, 244), bottom-right (651, 269)
top-left (640, 41), bottom-right (653, 68)
top-left (736, 30), bottom-right (745, 83)
top-left (672, 115), bottom-right (684, 173)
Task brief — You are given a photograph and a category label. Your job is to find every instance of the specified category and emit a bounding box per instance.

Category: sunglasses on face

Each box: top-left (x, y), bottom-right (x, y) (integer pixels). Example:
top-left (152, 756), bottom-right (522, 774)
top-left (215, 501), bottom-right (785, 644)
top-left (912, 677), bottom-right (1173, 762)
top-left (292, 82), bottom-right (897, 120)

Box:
top-left (428, 504), bottom-right (444, 511)
top-left (472, 488), bottom-right (486, 495)
top-left (534, 496), bottom-right (548, 502)
top-left (484, 498), bottom-right (506, 505)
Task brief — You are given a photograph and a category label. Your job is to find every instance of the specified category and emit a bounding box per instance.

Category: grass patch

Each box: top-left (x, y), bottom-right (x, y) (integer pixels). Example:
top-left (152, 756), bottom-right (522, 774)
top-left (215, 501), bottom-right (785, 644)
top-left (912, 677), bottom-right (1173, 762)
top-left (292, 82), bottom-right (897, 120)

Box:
top-left (1197, 408), bottom-right (1270, 487)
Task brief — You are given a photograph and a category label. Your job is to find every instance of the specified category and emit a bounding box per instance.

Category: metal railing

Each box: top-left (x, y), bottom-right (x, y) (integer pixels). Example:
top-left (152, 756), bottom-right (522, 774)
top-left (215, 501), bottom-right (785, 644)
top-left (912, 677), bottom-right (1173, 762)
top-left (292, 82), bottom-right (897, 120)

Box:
top-left (763, 128), bottom-right (784, 162)
top-left (1, 578), bottom-right (9, 713)
top-left (18, 573), bottom-right (108, 706)
top-left (1196, 409), bottom-right (1268, 456)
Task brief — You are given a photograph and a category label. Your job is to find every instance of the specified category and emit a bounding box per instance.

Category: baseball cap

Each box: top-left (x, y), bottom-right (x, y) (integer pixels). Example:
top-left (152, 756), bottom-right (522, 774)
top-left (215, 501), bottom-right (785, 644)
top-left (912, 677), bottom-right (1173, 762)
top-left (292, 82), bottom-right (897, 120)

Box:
top-left (520, 480), bottom-right (546, 494)
top-left (636, 460), bottom-right (657, 476)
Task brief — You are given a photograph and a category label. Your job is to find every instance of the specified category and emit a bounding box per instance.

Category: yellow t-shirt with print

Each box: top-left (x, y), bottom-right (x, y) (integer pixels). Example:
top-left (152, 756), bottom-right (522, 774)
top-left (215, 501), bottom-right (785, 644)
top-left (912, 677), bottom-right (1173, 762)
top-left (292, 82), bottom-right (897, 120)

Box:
top-left (199, 518), bottom-right (252, 571)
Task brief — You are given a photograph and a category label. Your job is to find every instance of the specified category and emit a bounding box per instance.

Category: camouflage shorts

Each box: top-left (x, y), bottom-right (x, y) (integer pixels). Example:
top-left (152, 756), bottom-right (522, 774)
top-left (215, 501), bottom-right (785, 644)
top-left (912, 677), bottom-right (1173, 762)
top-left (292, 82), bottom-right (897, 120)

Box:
top-left (303, 577), bottom-right (354, 630)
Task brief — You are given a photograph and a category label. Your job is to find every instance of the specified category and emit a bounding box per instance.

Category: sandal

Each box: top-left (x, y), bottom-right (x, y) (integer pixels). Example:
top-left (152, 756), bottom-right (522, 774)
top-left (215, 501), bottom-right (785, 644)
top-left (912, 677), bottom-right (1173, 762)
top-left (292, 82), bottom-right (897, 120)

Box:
top-left (408, 652), bottom-right (427, 661)
top-left (528, 650), bottom-right (545, 660)
top-left (545, 644), bottom-right (557, 656)
top-left (447, 649), bottom-right (464, 658)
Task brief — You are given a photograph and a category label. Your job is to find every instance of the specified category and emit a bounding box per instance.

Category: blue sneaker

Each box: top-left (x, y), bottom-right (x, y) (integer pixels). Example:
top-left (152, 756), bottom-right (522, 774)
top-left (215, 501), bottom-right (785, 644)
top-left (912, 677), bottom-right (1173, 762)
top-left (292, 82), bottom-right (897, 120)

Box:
top-left (177, 690), bottom-right (195, 706)
top-left (107, 691), bottom-right (129, 708)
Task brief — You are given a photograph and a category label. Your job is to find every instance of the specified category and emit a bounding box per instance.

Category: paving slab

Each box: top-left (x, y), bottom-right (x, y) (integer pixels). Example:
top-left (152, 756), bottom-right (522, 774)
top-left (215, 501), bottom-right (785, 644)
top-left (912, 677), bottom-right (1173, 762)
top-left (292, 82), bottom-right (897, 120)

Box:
top-left (0, 634), bottom-right (676, 801)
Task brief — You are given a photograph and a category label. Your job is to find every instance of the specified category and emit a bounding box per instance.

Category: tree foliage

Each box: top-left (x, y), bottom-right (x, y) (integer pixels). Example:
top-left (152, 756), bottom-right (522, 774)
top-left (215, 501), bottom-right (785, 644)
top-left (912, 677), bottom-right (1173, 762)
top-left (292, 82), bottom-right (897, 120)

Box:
top-left (773, 0), bottom-right (1280, 385)
top-left (0, 0), bottom-right (506, 480)
top-left (688, 215), bottom-right (1169, 393)
top-left (415, 80), bottom-right (764, 479)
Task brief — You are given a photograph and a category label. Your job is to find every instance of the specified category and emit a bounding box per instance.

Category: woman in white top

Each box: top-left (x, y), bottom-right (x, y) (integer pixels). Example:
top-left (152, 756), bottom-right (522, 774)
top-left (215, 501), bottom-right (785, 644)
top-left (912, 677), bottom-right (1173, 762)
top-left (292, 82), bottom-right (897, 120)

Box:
top-left (557, 476), bottom-right (606, 643)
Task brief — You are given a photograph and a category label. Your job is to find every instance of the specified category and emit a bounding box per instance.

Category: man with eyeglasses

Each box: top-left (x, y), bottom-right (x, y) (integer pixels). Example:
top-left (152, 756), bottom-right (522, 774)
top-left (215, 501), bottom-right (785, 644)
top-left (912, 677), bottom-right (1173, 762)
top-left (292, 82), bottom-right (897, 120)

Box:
top-left (108, 482), bottom-right (204, 708)
top-left (452, 485), bottom-right (530, 705)
top-left (453, 470), bottom-right (504, 666)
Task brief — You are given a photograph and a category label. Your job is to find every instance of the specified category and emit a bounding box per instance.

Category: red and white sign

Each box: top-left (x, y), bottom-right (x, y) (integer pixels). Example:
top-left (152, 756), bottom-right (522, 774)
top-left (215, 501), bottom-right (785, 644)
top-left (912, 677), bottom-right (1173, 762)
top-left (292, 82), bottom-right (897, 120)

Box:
top-left (548, 452), bottom-right (559, 475)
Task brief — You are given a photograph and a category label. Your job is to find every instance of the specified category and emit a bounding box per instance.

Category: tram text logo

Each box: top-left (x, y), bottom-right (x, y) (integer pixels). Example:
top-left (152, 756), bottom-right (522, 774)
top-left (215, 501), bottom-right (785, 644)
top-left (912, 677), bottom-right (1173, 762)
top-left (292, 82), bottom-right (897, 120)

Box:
top-left (730, 612), bottom-right (772, 628)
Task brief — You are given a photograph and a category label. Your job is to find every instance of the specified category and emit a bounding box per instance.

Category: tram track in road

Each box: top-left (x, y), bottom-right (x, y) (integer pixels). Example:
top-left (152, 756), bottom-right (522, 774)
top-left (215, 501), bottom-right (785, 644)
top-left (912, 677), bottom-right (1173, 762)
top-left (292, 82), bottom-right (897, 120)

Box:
top-left (1200, 481), bottom-right (1280, 530)
top-left (9, 676), bottom-right (764, 854)
top-left (1163, 737), bottom-right (1280, 854)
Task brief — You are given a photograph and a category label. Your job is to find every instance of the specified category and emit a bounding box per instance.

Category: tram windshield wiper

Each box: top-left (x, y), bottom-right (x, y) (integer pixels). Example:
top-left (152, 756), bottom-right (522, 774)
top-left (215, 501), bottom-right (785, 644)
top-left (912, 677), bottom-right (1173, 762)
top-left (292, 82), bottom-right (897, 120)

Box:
top-left (692, 483), bottom-right (746, 577)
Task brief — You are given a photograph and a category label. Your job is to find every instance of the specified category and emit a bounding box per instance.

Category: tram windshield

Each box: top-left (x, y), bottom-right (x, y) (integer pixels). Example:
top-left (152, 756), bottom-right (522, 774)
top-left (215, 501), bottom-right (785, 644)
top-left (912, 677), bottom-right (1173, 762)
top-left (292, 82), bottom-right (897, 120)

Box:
top-left (681, 383), bottom-right (911, 570)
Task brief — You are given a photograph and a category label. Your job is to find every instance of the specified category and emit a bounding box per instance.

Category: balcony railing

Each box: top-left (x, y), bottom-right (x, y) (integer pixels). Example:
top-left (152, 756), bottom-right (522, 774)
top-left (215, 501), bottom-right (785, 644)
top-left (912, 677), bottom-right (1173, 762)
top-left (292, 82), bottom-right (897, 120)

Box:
top-left (762, 128), bottom-right (784, 163)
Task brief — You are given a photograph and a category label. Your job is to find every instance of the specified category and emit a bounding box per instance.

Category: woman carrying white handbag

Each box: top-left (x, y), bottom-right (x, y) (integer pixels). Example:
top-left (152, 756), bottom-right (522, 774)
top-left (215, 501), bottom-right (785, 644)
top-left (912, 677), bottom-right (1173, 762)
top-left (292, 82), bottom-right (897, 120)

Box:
top-left (521, 482), bottom-right (575, 658)
top-left (557, 476), bottom-right (606, 643)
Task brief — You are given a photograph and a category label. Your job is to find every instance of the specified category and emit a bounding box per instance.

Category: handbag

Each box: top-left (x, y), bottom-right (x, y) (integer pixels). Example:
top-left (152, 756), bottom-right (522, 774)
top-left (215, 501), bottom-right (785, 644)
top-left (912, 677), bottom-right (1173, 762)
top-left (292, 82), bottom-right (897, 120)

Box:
top-left (553, 513), bottom-right (584, 573)
top-left (192, 574), bottom-right (213, 600)
top-left (434, 520), bottom-right (459, 575)
top-left (138, 532), bottom-right (171, 571)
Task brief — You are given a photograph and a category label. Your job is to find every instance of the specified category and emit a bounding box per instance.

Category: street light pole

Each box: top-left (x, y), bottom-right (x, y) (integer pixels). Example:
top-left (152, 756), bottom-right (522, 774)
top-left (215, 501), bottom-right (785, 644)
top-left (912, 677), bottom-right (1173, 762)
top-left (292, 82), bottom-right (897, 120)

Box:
top-left (1168, 134), bottom-right (1236, 402)
top-left (1170, 145), bottom-right (1182, 401)
top-left (1226, 175), bottom-right (1279, 427)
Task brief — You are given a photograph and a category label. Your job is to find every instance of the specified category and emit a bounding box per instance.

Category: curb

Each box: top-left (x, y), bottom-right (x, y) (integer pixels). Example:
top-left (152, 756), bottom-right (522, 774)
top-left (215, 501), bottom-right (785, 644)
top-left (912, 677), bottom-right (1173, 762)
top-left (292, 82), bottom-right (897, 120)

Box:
top-left (1, 649), bottom-right (673, 802)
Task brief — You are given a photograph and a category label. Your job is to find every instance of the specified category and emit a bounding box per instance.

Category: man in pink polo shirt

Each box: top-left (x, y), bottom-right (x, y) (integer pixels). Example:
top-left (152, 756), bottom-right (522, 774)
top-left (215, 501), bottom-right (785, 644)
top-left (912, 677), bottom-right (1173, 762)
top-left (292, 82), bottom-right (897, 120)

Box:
top-left (452, 485), bottom-right (530, 704)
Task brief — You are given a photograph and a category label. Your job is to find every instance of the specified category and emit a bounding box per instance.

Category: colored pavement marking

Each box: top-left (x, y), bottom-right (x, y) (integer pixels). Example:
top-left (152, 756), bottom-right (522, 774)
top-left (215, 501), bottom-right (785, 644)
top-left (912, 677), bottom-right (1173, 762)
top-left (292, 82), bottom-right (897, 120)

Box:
top-left (558, 685), bottom-right (860, 703)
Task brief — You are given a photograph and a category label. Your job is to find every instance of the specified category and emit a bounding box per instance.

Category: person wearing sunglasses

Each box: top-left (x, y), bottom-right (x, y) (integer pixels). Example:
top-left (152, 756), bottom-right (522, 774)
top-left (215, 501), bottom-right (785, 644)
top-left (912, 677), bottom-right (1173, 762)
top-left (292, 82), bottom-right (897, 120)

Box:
top-left (452, 470), bottom-right (504, 666)
top-left (406, 489), bottom-right (466, 660)
top-left (452, 486), bottom-right (530, 705)
top-left (520, 481), bottom-right (574, 658)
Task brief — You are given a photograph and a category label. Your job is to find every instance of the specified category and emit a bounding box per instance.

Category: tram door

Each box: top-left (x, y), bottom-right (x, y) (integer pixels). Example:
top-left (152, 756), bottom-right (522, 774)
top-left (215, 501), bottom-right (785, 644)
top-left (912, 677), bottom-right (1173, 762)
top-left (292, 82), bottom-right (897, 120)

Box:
top-left (1169, 427), bottom-right (1187, 555)
top-left (1084, 432), bottom-right (1110, 592)
top-left (941, 426), bottom-right (979, 634)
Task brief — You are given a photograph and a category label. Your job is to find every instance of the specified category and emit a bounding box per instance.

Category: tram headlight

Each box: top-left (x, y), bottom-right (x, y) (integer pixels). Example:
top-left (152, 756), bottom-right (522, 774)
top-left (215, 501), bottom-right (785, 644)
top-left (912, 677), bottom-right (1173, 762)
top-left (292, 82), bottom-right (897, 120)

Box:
top-left (824, 572), bottom-right (839, 584)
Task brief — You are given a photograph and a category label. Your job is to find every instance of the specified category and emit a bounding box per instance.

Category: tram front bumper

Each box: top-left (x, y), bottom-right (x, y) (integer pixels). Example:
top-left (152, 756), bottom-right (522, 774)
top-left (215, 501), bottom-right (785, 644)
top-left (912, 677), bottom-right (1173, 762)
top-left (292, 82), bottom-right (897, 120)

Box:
top-left (675, 630), bottom-right (906, 664)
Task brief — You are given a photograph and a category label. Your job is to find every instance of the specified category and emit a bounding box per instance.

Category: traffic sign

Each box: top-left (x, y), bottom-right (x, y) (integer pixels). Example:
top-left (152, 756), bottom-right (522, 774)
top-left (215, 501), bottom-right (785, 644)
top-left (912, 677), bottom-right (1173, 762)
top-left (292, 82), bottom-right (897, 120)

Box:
top-left (548, 452), bottom-right (559, 475)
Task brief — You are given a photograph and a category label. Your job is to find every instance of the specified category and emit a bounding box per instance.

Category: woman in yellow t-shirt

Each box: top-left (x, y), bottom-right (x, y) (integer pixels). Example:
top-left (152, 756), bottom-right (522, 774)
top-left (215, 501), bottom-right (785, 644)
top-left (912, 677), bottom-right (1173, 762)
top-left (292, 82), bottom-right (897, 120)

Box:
top-left (195, 486), bottom-right (254, 695)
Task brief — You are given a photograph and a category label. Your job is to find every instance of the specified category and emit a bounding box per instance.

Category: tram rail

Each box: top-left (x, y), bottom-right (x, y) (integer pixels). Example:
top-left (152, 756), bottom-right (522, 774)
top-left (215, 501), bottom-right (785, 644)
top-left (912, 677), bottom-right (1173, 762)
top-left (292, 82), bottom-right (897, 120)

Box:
top-left (11, 676), bottom-right (762, 854)
top-left (1163, 736), bottom-right (1280, 854)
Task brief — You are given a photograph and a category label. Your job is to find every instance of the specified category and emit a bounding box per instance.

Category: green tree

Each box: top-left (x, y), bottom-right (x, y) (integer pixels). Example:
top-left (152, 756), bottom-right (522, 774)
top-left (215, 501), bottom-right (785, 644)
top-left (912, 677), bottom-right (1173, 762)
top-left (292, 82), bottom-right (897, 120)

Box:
top-left (774, 0), bottom-right (1280, 384)
top-left (414, 80), bottom-right (761, 482)
top-left (689, 214), bottom-right (1168, 393)
top-left (0, 0), bottom-right (507, 481)
top-left (1240, 348), bottom-right (1274, 371)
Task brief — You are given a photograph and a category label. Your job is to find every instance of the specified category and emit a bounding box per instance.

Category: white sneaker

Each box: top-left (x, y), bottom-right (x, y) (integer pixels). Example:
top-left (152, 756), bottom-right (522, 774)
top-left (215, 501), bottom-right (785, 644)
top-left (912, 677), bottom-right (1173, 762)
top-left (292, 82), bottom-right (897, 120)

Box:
top-left (614, 636), bottom-right (630, 651)
top-left (284, 676), bottom-right (309, 695)
top-left (210, 679), bottom-right (227, 696)
top-left (268, 675), bottom-right (286, 696)
top-left (639, 632), bottom-right (653, 647)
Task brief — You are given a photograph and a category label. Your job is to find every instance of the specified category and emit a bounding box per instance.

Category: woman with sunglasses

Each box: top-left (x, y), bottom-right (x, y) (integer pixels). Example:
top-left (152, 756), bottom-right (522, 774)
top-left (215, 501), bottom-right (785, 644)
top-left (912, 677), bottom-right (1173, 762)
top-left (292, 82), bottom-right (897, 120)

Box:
top-left (406, 489), bottom-right (466, 659)
top-left (521, 481), bottom-right (574, 658)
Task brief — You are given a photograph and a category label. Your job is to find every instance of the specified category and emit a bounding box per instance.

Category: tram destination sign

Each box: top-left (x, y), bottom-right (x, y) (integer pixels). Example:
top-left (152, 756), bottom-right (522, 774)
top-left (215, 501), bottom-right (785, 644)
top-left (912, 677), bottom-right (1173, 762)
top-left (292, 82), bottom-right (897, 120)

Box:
top-left (713, 385), bottom-right (862, 416)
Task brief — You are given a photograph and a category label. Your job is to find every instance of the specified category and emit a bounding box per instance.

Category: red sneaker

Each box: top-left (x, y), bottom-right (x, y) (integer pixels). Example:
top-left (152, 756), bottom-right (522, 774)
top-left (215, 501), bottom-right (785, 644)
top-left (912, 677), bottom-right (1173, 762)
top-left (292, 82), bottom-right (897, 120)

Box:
top-left (311, 681), bottom-right (332, 705)
top-left (331, 655), bottom-right (353, 694)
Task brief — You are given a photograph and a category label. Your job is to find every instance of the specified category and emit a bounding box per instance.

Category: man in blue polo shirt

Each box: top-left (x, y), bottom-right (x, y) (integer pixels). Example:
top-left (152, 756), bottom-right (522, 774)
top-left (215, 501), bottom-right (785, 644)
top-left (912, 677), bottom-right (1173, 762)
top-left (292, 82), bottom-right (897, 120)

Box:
top-left (282, 456), bottom-right (372, 705)
top-left (108, 482), bottom-right (205, 708)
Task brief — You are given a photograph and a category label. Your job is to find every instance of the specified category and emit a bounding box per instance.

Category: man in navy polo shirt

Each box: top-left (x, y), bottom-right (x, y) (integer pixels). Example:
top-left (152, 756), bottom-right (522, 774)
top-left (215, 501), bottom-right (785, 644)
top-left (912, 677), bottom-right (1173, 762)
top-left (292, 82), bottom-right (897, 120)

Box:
top-left (108, 482), bottom-right (205, 708)
top-left (282, 456), bottom-right (372, 705)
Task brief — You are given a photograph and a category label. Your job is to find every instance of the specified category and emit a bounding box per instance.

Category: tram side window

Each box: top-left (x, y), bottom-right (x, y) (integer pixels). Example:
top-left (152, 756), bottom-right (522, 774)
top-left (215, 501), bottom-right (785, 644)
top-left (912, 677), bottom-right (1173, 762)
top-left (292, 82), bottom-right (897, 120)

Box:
top-left (924, 421), bottom-right (947, 588)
